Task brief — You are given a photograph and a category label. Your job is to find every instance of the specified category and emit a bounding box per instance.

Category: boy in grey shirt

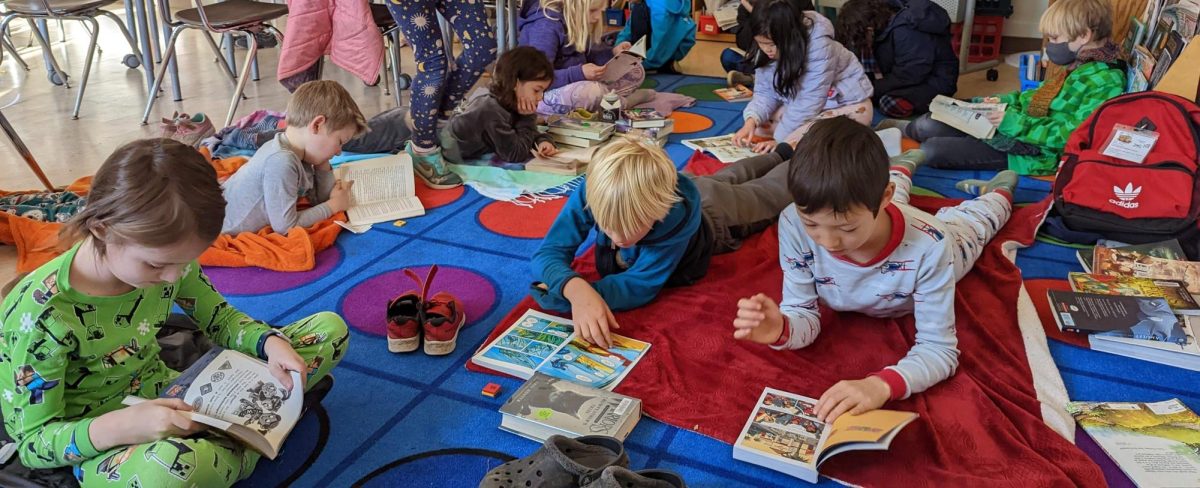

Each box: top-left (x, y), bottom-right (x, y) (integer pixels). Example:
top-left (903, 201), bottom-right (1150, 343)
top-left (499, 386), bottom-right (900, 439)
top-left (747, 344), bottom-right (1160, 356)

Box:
top-left (221, 81), bottom-right (368, 234)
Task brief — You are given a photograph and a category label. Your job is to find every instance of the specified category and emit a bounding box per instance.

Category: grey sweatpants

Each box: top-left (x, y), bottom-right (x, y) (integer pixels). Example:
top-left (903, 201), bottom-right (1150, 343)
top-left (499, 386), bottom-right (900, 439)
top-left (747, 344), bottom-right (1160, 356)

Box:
top-left (691, 152), bottom-right (793, 254)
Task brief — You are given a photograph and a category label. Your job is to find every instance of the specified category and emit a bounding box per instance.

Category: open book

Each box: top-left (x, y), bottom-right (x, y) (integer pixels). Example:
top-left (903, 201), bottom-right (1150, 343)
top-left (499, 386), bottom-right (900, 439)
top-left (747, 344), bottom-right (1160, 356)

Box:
top-left (681, 134), bottom-right (760, 163)
top-left (526, 145), bottom-right (599, 176)
top-left (334, 154), bottom-right (425, 230)
top-left (733, 387), bottom-right (918, 483)
top-left (601, 37), bottom-right (647, 85)
top-left (929, 95), bottom-right (1007, 139)
top-left (123, 348), bottom-right (303, 459)
top-left (471, 310), bottom-right (650, 390)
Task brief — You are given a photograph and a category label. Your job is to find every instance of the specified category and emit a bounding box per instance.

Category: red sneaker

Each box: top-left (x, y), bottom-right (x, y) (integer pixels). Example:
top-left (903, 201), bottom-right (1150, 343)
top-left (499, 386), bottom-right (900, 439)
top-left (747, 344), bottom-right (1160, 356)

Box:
top-left (420, 266), bottom-right (466, 356)
top-left (385, 268), bottom-right (426, 353)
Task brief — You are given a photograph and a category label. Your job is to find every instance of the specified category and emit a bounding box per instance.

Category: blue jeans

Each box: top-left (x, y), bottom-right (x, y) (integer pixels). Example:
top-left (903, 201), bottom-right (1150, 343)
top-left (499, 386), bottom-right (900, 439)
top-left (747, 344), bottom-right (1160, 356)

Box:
top-left (386, 0), bottom-right (496, 148)
top-left (721, 48), bottom-right (746, 73)
top-left (905, 114), bottom-right (1008, 170)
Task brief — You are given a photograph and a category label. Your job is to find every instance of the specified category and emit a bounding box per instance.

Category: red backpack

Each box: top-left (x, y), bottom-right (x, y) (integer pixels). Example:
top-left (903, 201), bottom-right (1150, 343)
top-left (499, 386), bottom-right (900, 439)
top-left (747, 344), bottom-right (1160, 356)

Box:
top-left (1052, 91), bottom-right (1200, 253)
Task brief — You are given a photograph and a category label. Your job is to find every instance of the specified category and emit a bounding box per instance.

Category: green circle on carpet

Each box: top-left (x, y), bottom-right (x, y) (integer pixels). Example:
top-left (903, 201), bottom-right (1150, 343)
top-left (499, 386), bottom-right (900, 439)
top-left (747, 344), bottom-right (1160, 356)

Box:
top-left (673, 83), bottom-right (726, 101)
top-left (909, 186), bottom-right (944, 198)
top-left (640, 78), bottom-right (660, 89)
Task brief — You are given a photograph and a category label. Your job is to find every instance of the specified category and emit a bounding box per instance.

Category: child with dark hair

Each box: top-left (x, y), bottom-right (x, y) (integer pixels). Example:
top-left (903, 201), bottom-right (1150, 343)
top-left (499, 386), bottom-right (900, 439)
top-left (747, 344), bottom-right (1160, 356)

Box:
top-left (721, 0), bottom-right (814, 88)
top-left (835, 0), bottom-right (958, 118)
top-left (731, 0), bottom-right (874, 153)
top-left (440, 46), bottom-right (560, 164)
top-left (733, 116), bottom-right (1017, 423)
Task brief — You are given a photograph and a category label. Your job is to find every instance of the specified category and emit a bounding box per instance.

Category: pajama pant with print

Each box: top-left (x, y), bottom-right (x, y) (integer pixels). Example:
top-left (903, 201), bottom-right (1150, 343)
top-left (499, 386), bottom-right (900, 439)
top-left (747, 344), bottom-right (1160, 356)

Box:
top-left (386, 0), bottom-right (496, 148)
top-left (889, 170), bottom-right (1012, 281)
top-left (539, 64), bottom-right (646, 115)
top-left (74, 312), bottom-right (349, 488)
top-left (0, 191), bottom-right (86, 223)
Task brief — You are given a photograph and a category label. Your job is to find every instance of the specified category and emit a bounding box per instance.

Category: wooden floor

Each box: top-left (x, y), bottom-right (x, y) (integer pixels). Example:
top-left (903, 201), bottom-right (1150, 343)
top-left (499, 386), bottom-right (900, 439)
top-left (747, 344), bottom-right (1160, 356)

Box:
top-left (0, 7), bottom-right (1019, 286)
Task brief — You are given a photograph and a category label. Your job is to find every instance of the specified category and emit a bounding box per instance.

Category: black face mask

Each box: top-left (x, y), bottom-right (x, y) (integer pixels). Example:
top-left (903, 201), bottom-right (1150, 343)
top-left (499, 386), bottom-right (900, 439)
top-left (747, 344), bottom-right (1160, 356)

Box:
top-left (1045, 41), bottom-right (1077, 66)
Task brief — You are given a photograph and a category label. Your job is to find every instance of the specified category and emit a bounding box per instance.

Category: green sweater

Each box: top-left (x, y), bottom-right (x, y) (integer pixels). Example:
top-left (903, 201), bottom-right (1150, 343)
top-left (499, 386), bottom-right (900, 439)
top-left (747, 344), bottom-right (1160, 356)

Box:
top-left (0, 244), bottom-right (274, 469)
top-left (994, 61), bottom-right (1126, 175)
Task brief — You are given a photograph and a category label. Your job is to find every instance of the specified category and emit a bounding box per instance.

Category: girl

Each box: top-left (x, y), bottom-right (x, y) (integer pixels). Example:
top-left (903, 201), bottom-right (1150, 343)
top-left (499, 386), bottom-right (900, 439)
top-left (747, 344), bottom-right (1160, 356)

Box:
top-left (441, 47), bottom-right (560, 164)
top-left (0, 139), bottom-right (349, 487)
top-left (386, 0), bottom-right (496, 189)
top-left (617, 0), bottom-right (696, 72)
top-left (731, 0), bottom-right (874, 153)
top-left (835, 0), bottom-right (958, 118)
top-left (897, 0), bottom-right (1124, 175)
top-left (518, 0), bottom-right (656, 115)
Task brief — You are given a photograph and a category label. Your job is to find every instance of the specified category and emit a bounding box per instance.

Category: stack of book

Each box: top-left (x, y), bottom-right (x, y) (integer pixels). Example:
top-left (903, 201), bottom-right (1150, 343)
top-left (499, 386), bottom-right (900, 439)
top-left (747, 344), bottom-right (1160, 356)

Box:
top-left (1049, 239), bottom-right (1200, 370)
top-left (1123, 0), bottom-right (1197, 92)
top-left (616, 109), bottom-right (674, 146)
top-left (713, 0), bottom-right (740, 31)
top-left (525, 145), bottom-right (597, 176)
top-left (545, 117), bottom-right (615, 149)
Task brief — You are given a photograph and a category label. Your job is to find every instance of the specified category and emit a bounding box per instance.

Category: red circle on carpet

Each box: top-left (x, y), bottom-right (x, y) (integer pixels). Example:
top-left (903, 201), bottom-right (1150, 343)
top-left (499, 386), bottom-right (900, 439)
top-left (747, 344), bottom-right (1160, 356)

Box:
top-left (478, 198), bottom-right (568, 239)
top-left (340, 265), bottom-right (497, 337)
top-left (415, 179), bottom-right (465, 209)
top-left (669, 112), bottom-right (714, 134)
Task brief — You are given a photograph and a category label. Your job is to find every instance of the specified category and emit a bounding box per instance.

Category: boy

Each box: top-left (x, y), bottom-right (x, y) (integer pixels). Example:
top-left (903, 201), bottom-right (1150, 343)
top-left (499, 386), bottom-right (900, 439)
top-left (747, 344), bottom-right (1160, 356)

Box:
top-left (734, 117), bottom-right (1017, 423)
top-left (532, 137), bottom-right (795, 347)
top-left (221, 80), bottom-right (368, 235)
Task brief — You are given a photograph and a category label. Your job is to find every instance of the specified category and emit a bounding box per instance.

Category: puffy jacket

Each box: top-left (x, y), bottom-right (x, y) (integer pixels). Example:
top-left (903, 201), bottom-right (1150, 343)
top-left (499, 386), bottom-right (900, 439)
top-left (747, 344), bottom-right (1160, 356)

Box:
top-left (518, 0), bottom-right (614, 90)
top-left (277, 0), bottom-right (383, 84)
top-left (872, 0), bottom-right (959, 113)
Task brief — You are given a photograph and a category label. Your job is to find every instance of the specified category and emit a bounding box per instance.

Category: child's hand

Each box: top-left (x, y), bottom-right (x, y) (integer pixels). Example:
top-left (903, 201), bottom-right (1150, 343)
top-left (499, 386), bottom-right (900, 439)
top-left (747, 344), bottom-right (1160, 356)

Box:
top-left (733, 119), bottom-right (758, 148)
top-left (753, 139), bottom-right (778, 154)
top-left (985, 110), bottom-right (1006, 126)
top-left (518, 92), bottom-right (541, 115)
top-left (733, 293), bottom-right (785, 344)
top-left (982, 96), bottom-right (1001, 104)
top-left (564, 277), bottom-right (619, 348)
top-left (328, 179), bottom-right (354, 213)
top-left (92, 398), bottom-right (204, 450)
top-left (264, 335), bottom-right (307, 392)
top-left (613, 41), bottom-right (633, 56)
top-left (313, 160), bottom-right (333, 173)
top-left (536, 141), bottom-right (559, 157)
top-left (582, 63), bottom-right (607, 81)
top-left (815, 376), bottom-right (891, 423)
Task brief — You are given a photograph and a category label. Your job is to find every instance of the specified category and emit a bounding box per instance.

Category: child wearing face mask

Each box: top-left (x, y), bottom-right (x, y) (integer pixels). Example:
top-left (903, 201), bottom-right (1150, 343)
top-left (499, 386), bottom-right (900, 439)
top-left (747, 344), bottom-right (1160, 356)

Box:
top-left (890, 0), bottom-right (1125, 176)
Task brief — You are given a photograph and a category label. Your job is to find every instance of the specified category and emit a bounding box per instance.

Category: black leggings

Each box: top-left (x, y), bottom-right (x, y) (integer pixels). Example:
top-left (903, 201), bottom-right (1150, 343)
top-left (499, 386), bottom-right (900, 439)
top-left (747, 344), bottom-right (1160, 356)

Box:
top-left (904, 113), bottom-right (1008, 170)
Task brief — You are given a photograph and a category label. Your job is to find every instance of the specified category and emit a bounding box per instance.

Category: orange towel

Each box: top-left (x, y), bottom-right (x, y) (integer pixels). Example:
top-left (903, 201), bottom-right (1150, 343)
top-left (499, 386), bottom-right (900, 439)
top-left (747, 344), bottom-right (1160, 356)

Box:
top-left (2, 149), bottom-right (342, 273)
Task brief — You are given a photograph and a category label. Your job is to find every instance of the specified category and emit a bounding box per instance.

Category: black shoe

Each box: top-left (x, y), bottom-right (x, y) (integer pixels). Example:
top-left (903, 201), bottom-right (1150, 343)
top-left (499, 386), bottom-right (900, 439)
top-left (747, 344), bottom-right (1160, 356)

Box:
top-left (234, 31), bottom-right (278, 49)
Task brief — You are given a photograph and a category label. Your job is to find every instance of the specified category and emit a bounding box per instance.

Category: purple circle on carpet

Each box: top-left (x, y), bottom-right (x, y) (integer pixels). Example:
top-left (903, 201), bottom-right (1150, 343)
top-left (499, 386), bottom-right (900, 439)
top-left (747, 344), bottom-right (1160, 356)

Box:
top-left (205, 246), bottom-right (343, 296)
top-left (340, 266), bottom-right (497, 337)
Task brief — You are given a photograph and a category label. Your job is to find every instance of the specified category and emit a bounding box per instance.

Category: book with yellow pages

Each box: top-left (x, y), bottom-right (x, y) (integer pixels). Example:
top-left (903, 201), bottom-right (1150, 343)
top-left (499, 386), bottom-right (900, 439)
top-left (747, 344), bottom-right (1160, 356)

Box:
top-left (733, 387), bottom-right (918, 483)
top-left (334, 154), bottom-right (425, 229)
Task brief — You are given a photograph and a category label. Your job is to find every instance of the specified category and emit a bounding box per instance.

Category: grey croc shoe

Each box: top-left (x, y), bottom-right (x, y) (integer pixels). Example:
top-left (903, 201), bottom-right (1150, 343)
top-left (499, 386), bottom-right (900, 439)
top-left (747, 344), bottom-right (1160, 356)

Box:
top-left (579, 466), bottom-right (687, 488)
top-left (479, 435), bottom-right (629, 488)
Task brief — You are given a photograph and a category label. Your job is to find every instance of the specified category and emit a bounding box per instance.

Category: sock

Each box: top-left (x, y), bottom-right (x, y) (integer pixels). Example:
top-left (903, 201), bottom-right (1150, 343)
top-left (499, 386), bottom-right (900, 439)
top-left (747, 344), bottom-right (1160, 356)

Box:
top-left (875, 118), bottom-right (912, 133)
top-left (408, 141), bottom-right (437, 156)
top-left (888, 149), bottom-right (926, 177)
top-left (956, 170), bottom-right (1018, 201)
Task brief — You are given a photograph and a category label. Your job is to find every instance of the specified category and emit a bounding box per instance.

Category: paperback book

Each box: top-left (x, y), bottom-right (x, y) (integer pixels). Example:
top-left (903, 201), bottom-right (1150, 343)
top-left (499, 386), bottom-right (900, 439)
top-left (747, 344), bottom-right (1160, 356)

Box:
top-left (471, 310), bottom-right (651, 390)
top-left (929, 95), bottom-right (1007, 139)
top-left (1094, 245), bottom-right (1200, 295)
top-left (1068, 272), bottom-right (1200, 314)
top-left (733, 387), bottom-right (918, 483)
top-left (546, 118), bottom-right (616, 141)
top-left (1080, 239), bottom-right (1186, 272)
top-left (499, 372), bottom-right (641, 442)
top-left (1068, 399), bottom-right (1200, 487)
top-left (1090, 315), bottom-right (1200, 371)
top-left (123, 348), bottom-right (303, 459)
top-left (681, 134), bottom-right (759, 163)
top-left (1046, 290), bottom-right (1187, 344)
top-left (620, 108), bottom-right (667, 128)
top-left (525, 145), bottom-right (598, 176)
top-left (714, 84), bottom-right (753, 102)
top-left (335, 154), bottom-right (426, 229)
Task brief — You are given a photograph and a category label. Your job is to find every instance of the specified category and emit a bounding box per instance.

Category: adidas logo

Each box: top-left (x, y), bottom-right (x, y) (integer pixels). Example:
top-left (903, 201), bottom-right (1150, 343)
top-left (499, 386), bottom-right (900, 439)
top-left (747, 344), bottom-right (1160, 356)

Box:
top-left (1109, 183), bottom-right (1142, 209)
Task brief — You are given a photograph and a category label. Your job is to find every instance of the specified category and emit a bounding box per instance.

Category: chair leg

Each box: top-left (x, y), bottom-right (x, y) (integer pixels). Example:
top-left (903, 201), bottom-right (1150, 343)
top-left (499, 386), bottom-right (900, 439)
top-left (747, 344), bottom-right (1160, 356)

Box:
top-left (96, 10), bottom-right (143, 61)
top-left (389, 30), bottom-right (402, 107)
top-left (380, 41), bottom-right (390, 97)
top-left (28, 18), bottom-right (70, 88)
top-left (0, 110), bottom-right (54, 190)
top-left (201, 32), bottom-right (237, 84)
top-left (142, 26), bottom-right (186, 125)
top-left (0, 19), bottom-right (29, 71)
top-left (225, 31), bottom-right (258, 128)
top-left (70, 17), bottom-right (100, 119)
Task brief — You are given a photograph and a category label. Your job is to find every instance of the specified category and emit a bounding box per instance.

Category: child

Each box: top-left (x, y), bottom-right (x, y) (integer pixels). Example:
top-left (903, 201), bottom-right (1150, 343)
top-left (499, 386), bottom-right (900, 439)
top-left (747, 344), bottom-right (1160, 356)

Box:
top-left (221, 80), bottom-right (367, 235)
top-left (0, 139), bottom-right (349, 487)
top-left (721, 0), bottom-right (813, 88)
top-left (386, 0), bottom-right (495, 188)
top-left (835, 0), bottom-right (958, 118)
top-left (532, 137), bottom-right (796, 348)
top-left (731, 0), bottom-right (875, 153)
top-left (733, 117), bottom-right (1017, 423)
top-left (440, 47), bottom-right (560, 164)
top-left (518, 0), bottom-right (656, 115)
top-left (617, 0), bottom-right (696, 72)
top-left (896, 0), bottom-right (1124, 174)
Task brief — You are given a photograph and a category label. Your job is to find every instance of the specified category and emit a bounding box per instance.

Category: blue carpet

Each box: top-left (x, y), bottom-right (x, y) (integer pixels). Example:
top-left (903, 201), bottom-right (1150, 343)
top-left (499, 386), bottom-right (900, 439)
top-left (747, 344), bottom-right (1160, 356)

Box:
top-left (219, 75), bottom-right (1200, 487)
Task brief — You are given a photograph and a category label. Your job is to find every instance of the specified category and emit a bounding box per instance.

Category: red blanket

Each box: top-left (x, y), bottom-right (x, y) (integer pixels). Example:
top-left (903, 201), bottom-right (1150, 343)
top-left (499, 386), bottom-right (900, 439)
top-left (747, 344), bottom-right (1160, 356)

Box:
top-left (470, 156), bottom-right (1102, 486)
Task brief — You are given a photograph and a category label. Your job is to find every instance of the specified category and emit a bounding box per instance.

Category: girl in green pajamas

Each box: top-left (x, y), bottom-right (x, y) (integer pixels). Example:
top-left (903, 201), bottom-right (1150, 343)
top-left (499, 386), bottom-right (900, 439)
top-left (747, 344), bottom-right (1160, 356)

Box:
top-left (0, 138), bottom-right (350, 487)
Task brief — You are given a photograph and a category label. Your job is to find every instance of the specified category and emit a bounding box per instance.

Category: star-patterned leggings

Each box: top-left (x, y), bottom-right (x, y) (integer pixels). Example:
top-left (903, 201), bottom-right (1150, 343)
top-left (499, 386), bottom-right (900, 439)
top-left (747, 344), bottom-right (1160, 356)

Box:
top-left (387, 0), bottom-right (496, 148)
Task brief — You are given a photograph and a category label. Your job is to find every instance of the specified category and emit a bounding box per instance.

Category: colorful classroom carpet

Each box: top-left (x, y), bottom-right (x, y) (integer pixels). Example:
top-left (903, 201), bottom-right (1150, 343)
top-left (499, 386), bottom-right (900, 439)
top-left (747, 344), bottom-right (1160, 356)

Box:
top-left (215, 75), bottom-right (1200, 487)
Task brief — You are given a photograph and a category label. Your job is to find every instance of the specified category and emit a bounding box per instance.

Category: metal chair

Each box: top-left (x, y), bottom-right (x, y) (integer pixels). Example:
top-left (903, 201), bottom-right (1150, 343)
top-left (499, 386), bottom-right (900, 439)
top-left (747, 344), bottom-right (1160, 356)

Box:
top-left (370, 2), bottom-right (409, 107)
top-left (0, 0), bottom-right (143, 119)
top-left (140, 0), bottom-right (287, 128)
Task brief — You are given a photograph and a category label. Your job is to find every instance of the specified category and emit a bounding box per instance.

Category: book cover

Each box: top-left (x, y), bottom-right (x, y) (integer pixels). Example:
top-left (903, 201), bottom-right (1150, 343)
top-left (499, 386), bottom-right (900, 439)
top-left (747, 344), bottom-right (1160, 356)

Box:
top-left (929, 95), bottom-right (1007, 139)
top-left (471, 310), bottom-right (651, 390)
top-left (681, 134), bottom-right (759, 163)
top-left (714, 84), bottom-right (753, 102)
top-left (1090, 315), bottom-right (1200, 371)
top-left (1078, 249), bottom-right (1094, 273)
top-left (1122, 16), bottom-right (1148, 57)
top-left (547, 118), bottom-right (616, 141)
top-left (1047, 290), bottom-right (1187, 343)
top-left (1067, 399), bottom-right (1200, 486)
top-left (547, 132), bottom-right (605, 148)
top-left (1094, 245), bottom-right (1200, 296)
top-left (621, 108), bottom-right (667, 128)
top-left (1068, 272), bottom-right (1200, 313)
top-left (733, 388), bottom-right (917, 483)
top-left (498, 373), bottom-right (641, 442)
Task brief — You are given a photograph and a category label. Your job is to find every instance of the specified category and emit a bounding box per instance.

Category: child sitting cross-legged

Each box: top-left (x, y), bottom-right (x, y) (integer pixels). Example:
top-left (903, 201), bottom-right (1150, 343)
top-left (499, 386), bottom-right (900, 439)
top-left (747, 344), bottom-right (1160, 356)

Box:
top-left (532, 137), bottom-right (797, 348)
top-left (734, 116), bottom-right (1017, 422)
top-left (221, 80), bottom-right (368, 235)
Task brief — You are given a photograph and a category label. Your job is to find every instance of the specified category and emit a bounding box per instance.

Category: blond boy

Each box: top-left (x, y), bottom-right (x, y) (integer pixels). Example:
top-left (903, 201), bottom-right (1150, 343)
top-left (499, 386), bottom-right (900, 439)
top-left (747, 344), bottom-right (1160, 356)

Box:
top-left (222, 80), bottom-right (369, 234)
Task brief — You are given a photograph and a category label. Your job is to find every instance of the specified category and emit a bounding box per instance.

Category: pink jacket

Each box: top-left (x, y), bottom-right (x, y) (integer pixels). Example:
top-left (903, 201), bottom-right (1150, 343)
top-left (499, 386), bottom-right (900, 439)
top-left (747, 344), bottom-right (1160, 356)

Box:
top-left (278, 0), bottom-right (383, 84)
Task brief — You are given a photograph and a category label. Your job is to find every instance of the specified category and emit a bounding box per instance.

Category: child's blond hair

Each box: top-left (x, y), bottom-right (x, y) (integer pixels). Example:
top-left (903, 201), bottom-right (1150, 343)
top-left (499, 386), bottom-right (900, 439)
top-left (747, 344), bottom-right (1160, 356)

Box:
top-left (1039, 0), bottom-right (1112, 41)
top-left (285, 80), bottom-right (369, 136)
top-left (585, 136), bottom-right (681, 240)
top-left (542, 0), bottom-right (606, 53)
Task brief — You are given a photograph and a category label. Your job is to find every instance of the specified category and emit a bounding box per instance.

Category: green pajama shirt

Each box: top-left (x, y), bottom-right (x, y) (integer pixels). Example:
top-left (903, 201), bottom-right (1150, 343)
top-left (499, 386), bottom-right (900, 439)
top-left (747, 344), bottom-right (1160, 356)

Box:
top-left (0, 243), bottom-right (350, 487)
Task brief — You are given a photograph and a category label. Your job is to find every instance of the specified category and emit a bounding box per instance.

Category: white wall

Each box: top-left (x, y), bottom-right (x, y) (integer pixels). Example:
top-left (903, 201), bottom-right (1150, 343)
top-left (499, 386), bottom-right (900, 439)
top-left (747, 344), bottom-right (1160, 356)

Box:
top-left (1004, 0), bottom-right (1048, 38)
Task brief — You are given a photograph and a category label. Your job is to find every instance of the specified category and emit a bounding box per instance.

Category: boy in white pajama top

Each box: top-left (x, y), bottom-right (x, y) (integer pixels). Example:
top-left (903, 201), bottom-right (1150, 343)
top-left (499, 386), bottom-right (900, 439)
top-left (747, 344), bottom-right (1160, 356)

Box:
top-left (734, 116), bottom-right (1017, 423)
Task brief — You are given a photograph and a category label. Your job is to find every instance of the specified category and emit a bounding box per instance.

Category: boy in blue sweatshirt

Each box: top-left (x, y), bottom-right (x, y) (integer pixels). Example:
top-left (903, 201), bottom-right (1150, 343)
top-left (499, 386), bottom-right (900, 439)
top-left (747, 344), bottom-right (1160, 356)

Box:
top-left (532, 136), bottom-right (795, 347)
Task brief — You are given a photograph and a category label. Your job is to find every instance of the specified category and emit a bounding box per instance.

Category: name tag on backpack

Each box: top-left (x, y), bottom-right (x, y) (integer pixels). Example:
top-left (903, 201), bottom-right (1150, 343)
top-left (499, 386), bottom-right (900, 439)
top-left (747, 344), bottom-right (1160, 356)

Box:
top-left (1101, 124), bottom-right (1159, 164)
